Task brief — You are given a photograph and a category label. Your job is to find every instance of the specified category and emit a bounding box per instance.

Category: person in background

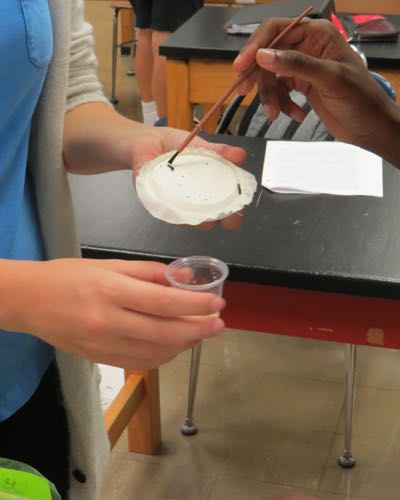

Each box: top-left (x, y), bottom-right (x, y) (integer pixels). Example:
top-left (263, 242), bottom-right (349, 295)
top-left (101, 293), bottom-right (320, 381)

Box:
top-left (233, 17), bottom-right (400, 167)
top-left (0, 1), bottom-right (244, 499)
top-left (129, 0), bottom-right (203, 126)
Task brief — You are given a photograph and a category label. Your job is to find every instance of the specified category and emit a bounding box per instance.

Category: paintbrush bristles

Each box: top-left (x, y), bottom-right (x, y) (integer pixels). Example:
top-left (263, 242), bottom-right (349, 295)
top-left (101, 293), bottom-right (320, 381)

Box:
top-left (167, 123), bottom-right (203, 166)
top-left (167, 150), bottom-right (179, 166)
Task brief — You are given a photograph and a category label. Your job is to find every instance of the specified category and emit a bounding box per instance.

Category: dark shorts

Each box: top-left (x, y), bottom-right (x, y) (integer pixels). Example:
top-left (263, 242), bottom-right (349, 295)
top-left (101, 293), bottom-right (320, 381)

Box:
top-left (130, 0), bottom-right (203, 32)
top-left (0, 361), bottom-right (70, 499)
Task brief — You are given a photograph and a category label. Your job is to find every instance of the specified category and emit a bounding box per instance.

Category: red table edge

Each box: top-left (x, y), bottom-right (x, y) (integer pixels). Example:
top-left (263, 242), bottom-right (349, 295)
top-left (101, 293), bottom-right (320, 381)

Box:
top-left (222, 281), bottom-right (399, 349)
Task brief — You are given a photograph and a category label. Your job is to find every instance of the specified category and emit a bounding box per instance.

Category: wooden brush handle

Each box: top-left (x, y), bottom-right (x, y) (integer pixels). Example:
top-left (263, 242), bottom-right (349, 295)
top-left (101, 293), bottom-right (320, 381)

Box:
top-left (176, 5), bottom-right (314, 154)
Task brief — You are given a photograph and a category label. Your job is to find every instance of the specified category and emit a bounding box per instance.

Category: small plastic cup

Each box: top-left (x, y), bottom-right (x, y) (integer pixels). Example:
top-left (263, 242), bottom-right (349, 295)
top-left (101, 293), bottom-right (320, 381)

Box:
top-left (165, 256), bottom-right (229, 297)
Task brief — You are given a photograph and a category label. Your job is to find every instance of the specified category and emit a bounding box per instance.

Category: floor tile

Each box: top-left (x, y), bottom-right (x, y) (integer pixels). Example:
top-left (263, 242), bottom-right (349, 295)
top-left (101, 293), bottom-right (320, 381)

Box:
top-left (319, 433), bottom-right (400, 500)
top-left (209, 474), bottom-right (318, 500)
top-left (221, 428), bottom-right (333, 491)
top-left (161, 352), bottom-right (265, 427)
top-left (99, 364), bottom-right (124, 412)
top-left (200, 329), bottom-right (279, 370)
top-left (337, 385), bottom-right (400, 440)
top-left (265, 337), bottom-right (345, 383)
top-left (355, 345), bottom-right (400, 390)
top-left (252, 374), bottom-right (343, 433)
top-left (101, 458), bottom-right (215, 500)
top-left (210, 474), bottom-right (368, 500)
top-left (123, 425), bottom-right (232, 475)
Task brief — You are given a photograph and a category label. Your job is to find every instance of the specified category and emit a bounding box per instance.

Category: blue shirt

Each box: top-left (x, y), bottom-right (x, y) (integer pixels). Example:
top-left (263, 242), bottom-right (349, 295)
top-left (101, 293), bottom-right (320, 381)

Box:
top-left (0, 0), bottom-right (54, 421)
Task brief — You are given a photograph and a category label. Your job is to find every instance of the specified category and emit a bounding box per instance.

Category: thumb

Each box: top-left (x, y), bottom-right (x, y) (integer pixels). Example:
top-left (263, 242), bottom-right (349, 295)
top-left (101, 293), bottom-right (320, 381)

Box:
top-left (256, 48), bottom-right (335, 88)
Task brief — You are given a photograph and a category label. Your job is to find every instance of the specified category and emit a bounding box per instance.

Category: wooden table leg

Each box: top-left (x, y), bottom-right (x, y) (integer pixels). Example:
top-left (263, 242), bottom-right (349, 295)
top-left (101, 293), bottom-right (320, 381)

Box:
top-left (121, 8), bottom-right (134, 46)
top-left (335, 0), bottom-right (400, 14)
top-left (104, 373), bottom-right (145, 450)
top-left (124, 368), bottom-right (161, 454)
top-left (166, 59), bottom-right (193, 130)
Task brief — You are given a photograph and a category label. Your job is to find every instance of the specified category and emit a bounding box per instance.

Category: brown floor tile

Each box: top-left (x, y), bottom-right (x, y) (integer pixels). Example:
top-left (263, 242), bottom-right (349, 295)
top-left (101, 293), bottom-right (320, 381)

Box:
top-left (337, 385), bottom-right (400, 441)
top-left (210, 474), bottom-right (317, 500)
top-left (356, 345), bottom-right (400, 390)
top-left (101, 457), bottom-right (216, 500)
top-left (252, 374), bottom-right (343, 433)
top-left (210, 474), bottom-right (368, 500)
top-left (265, 337), bottom-right (345, 383)
top-left (221, 428), bottom-right (333, 491)
top-left (162, 356), bottom-right (265, 428)
top-left (319, 433), bottom-right (400, 500)
top-left (200, 329), bottom-right (279, 370)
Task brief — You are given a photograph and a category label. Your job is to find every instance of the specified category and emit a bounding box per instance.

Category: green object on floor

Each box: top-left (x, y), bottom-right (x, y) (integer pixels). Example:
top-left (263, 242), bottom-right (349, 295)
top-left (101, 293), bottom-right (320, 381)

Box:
top-left (0, 459), bottom-right (61, 500)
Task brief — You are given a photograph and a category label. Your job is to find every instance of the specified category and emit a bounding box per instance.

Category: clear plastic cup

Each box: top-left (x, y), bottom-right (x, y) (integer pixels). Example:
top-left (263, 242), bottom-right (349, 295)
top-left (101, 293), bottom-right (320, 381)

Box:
top-left (165, 256), bottom-right (229, 297)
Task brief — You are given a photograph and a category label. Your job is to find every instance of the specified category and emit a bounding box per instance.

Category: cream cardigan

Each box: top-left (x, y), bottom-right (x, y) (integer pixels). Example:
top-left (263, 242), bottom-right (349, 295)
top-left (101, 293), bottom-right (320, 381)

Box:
top-left (29, 0), bottom-right (111, 498)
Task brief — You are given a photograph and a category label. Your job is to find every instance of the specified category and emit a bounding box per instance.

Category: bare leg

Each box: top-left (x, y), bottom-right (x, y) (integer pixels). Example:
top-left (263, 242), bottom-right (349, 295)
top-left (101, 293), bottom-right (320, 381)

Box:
top-left (151, 30), bottom-right (171, 119)
top-left (135, 28), bottom-right (153, 102)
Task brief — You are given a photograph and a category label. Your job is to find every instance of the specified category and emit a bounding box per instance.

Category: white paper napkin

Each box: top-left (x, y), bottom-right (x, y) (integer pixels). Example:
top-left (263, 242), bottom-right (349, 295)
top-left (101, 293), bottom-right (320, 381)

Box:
top-left (262, 141), bottom-right (383, 197)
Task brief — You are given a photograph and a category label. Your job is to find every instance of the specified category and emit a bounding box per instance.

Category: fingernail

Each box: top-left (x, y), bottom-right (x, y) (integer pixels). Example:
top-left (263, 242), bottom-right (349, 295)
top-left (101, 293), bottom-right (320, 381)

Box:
top-left (257, 49), bottom-right (277, 65)
top-left (210, 297), bottom-right (226, 312)
top-left (211, 318), bottom-right (225, 335)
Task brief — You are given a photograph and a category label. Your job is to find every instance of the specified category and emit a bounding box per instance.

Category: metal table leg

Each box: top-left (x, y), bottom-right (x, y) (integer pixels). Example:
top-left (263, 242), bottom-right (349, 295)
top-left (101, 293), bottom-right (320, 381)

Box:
top-left (338, 343), bottom-right (357, 468)
top-left (181, 342), bottom-right (203, 436)
top-left (110, 7), bottom-right (119, 105)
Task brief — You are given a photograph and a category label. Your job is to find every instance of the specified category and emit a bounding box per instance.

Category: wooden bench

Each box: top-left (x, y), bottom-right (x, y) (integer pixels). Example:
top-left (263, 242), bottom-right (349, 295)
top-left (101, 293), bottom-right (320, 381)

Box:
top-left (104, 368), bottom-right (161, 453)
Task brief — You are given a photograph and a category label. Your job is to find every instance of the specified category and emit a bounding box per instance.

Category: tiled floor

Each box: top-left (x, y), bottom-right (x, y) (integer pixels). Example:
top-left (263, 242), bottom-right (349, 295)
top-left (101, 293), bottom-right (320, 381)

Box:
top-left (82, 3), bottom-right (400, 499)
top-left (98, 331), bottom-right (400, 500)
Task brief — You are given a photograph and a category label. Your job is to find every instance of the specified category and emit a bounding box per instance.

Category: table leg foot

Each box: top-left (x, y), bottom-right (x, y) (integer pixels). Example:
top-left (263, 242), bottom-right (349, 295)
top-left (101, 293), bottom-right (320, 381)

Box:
top-left (338, 454), bottom-right (356, 468)
top-left (181, 420), bottom-right (198, 436)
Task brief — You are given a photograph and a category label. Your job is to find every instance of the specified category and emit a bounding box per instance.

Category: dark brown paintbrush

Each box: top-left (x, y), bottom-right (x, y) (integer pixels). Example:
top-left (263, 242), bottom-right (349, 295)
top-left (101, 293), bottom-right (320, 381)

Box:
top-left (167, 5), bottom-right (314, 168)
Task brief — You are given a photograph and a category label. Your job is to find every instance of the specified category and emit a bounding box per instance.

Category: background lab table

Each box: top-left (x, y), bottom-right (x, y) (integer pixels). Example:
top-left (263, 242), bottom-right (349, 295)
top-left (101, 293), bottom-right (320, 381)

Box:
top-left (70, 135), bottom-right (400, 454)
top-left (160, 6), bottom-right (400, 131)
